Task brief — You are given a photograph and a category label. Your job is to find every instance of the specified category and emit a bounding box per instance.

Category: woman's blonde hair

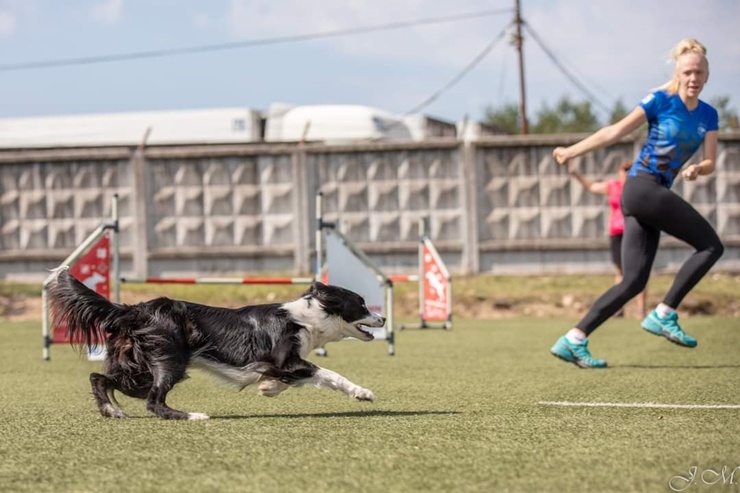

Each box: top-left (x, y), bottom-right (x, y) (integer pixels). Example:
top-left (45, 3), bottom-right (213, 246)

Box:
top-left (658, 38), bottom-right (708, 94)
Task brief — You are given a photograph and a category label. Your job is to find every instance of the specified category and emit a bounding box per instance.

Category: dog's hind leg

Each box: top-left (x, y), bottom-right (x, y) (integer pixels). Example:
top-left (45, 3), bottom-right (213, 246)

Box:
top-left (258, 379), bottom-right (289, 397)
top-left (90, 373), bottom-right (128, 418)
top-left (146, 371), bottom-right (209, 421)
top-left (303, 367), bottom-right (375, 402)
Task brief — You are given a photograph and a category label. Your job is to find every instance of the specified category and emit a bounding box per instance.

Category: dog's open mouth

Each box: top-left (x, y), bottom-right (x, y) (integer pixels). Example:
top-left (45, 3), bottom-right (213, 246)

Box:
top-left (355, 324), bottom-right (375, 341)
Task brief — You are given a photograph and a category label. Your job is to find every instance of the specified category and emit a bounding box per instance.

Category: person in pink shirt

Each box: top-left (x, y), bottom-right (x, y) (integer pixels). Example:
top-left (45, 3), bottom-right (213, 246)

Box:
top-left (569, 161), bottom-right (647, 318)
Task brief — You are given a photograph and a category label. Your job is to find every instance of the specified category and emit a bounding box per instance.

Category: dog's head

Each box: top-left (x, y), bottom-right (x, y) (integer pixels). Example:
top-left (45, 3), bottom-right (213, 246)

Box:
top-left (303, 281), bottom-right (385, 342)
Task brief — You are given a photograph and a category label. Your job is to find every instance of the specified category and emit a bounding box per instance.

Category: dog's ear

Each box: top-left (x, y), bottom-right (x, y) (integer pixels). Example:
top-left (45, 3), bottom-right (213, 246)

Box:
top-left (303, 281), bottom-right (324, 298)
top-left (309, 281), bottom-right (327, 292)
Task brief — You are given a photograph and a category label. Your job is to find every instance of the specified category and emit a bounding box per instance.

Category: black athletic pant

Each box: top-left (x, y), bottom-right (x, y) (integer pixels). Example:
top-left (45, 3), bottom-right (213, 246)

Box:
top-left (577, 175), bottom-right (724, 335)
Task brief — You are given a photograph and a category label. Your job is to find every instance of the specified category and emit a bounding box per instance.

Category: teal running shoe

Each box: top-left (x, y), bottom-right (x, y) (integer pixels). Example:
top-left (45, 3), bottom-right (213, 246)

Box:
top-left (550, 336), bottom-right (607, 368)
top-left (641, 310), bottom-right (697, 348)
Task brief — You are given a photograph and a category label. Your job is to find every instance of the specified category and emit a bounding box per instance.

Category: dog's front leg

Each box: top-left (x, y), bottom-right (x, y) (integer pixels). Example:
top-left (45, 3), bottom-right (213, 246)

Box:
top-left (307, 367), bottom-right (375, 402)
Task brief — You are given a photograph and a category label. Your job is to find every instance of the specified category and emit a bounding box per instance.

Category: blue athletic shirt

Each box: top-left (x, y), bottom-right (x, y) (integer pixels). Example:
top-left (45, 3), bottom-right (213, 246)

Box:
top-left (629, 90), bottom-right (718, 188)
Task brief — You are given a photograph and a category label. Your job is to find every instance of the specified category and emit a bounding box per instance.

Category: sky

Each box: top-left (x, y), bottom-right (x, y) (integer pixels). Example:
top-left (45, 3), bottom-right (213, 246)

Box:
top-left (0, 0), bottom-right (738, 125)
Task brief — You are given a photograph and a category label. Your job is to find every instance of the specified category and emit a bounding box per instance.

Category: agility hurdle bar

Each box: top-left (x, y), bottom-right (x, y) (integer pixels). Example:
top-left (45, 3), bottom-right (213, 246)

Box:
top-left (120, 276), bottom-right (314, 285)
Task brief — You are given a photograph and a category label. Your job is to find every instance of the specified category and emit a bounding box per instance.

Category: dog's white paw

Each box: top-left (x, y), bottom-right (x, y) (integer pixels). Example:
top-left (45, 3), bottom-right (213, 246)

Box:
top-left (258, 380), bottom-right (289, 397)
top-left (187, 412), bottom-right (210, 421)
top-left (101, 404), bottom-right (128, 419)
top-left (353, 388), bottom-right (375, 402)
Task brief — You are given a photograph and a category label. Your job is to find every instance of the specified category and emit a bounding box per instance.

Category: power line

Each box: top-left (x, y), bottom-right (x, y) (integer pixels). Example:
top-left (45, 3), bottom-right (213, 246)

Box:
top-left (363, 25), bottom-right (508, 140)
top-left (523, 22), bottom-right (612, 114)
top-left (403, 28), bottom-right (509, 116)
top-left (404, 29), bottom-right (506, 116)
top-left (345, 25), bottom-right (509, 137)
top-left (0, 8), bottom-right (512, 72)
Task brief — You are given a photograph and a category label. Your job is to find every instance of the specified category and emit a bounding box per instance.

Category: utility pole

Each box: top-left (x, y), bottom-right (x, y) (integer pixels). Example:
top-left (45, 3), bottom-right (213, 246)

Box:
top-left (513, 0), bottom-right (529, 134)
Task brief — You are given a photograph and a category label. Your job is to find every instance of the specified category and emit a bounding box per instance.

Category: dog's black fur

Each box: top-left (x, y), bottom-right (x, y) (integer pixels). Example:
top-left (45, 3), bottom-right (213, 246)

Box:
top-left (46, 266), bottom-right (385, 420)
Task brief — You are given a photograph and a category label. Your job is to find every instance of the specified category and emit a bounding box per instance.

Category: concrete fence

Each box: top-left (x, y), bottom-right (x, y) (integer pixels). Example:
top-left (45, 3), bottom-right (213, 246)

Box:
top-left (1, 133), bottom-right (739, 280)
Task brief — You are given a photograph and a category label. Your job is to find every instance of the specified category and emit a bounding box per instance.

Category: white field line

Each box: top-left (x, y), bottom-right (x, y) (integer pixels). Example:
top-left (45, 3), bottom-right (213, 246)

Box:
top-left (538, 401), bottom-right (740, 410)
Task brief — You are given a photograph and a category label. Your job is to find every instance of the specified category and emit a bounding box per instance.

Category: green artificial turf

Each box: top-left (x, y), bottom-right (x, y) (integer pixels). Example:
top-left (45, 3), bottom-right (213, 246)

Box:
top-left (1, 316), bottom-right (738, 492)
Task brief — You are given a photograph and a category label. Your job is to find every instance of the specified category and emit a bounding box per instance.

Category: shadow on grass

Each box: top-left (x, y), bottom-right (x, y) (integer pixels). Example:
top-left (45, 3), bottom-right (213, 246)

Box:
top-left (213, 410), bottom-right (461, 420)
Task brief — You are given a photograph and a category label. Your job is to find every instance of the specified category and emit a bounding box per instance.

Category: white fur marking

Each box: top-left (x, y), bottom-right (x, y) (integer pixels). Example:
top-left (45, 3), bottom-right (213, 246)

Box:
top-left (282, 297), bottom-right (382, 348)
top-left (191, 357), bottom-right (262, 387)
top-left (258, 380), bottom-right (289, 397)
top-left (187, 412), bottom-right (210, 420)
top-left (282, 297), bottom-right (352, 354)
top-left (101, 403), bottom-right (128, 418)
top-left (307, 367), bottom-right (375, 402)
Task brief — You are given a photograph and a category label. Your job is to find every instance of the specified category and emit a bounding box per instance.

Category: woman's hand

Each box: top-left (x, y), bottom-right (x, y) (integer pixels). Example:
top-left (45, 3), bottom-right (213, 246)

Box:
top-left (682, 164), bottom-right (701, 181)
top-left (553, 147), bottom-right (571, 165)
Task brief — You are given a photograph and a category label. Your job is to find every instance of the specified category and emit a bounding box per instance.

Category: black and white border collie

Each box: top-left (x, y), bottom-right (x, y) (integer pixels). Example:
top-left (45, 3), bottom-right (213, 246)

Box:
top-left (46, 266), bottom-right (385, 420)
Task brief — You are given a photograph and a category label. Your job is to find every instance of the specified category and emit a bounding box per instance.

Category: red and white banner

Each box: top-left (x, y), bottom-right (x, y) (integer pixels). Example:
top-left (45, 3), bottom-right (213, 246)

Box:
top-left (421, 239), bottom-right (450, 322)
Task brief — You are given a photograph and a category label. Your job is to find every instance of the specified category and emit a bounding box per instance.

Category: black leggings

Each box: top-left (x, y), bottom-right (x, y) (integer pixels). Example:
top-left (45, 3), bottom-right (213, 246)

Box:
top-left (609, 234), bottom-right (623, 271)
top-left (577, 175), bottom-right (724, 335)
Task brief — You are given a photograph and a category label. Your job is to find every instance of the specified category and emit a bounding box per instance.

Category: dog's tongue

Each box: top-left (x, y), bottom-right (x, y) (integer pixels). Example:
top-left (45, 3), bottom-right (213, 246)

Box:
top-left (356, 325), bottom-right (374, 340)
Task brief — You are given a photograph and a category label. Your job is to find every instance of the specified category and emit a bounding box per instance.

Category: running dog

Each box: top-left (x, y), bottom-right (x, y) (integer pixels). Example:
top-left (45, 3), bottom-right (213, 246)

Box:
top-left (46, 266), bottom-right (385, 420)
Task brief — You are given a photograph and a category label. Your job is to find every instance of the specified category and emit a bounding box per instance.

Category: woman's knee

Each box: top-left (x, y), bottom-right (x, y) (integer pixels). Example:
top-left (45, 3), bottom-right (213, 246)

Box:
top-left (712, 238), bottom-right (725, 261)
top-left (619, 273), bottom-right (649, 299)
top-left (701, 235), bottom-right (725, 263)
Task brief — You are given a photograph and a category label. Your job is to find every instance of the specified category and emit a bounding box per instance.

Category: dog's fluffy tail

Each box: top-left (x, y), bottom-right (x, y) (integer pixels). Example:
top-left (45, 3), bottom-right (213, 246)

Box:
top-left (46, 266), bottom-right (124, 349)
